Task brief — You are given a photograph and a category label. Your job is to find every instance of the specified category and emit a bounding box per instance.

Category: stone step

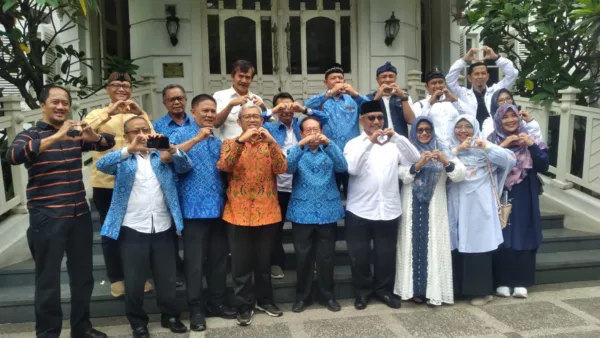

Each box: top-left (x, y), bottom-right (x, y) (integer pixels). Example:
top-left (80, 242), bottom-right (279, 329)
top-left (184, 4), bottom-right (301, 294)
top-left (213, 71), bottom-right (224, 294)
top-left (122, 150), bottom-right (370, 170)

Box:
top-left (2, 250), bottom-right (600, 324)
top-left (2, 226), bottom-right (596, 288)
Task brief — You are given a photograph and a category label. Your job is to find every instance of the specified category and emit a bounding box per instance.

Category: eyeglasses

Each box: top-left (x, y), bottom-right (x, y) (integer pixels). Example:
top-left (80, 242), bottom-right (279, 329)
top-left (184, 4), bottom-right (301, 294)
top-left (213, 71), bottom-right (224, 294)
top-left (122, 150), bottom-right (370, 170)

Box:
top-left (240, 114), bottom-right (262, 121)
top-left (303, 128), bottom-right (321, 135)
top-left (454, 124), bottom-right (474, 131)
top-left (497, 98), bottom-right (513, 105)
top-left (366, 115), bottom-right (384, 122)
top-left (165, 96), bottom-right (187, 103)
top-left (416, 128), bottom-right (433, 134)
top-left (126, 128), bottom-right (152, 135)
top-left (108, 83), bottom-right (132, 90)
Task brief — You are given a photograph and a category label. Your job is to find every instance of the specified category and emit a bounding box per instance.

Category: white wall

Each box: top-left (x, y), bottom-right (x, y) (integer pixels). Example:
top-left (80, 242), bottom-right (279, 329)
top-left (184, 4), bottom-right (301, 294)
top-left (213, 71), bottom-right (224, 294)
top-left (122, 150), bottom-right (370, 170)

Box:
top-left (365, 0), bottom-right (420, 93)
top-left (129, 0), bottom-right (197, 116)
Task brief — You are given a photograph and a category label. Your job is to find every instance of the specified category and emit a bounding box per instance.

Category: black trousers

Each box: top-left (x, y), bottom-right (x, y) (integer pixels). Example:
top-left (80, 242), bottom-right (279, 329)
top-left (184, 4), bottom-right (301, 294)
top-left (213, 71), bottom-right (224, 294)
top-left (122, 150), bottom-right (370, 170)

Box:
top-left (452, 250), bottom-right (495, 297)
top-left (292, 222), bottom-right (337, 302)
top-left (335, 172), bottom-right (349, 198)
top-left (94, 188), bottom-right (124, 283)
top-left (345, 211), bottom-right (399, 298)
top-left (119, 226), bottom-right (180, 329)
top-left (493, 248), bottom-right (537, 288)
top-left (171, 226), bottom-right (185, 277)
top-left (27, 209), bottom-right (94, 338)
top-left (227, 223), bottom-right (278, 312)
top-left (271, 191), bottom-right (291, 268)
top-left (183, 218), bottom-right (229, 313)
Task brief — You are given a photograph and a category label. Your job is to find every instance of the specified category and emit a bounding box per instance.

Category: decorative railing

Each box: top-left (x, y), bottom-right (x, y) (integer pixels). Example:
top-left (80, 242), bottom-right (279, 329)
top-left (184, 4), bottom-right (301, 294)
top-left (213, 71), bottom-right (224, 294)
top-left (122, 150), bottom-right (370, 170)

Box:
top-left (0, 75), bottom-right (157, 218)
top-left (407, 73), bottom-right (600, 196)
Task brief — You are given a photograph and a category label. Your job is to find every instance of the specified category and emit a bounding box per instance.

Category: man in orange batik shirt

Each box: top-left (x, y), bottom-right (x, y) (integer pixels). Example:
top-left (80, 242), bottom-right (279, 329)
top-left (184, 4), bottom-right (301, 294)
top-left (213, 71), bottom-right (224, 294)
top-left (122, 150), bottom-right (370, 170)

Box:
top-left (217, 104), bottom-right (287, 327)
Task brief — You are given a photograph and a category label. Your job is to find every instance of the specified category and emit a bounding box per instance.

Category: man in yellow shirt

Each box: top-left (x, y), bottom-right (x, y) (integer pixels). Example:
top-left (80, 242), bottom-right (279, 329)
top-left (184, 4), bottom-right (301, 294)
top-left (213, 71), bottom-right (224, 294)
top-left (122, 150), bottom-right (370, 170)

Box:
top-left (84, 72), bottom-right (154, 297)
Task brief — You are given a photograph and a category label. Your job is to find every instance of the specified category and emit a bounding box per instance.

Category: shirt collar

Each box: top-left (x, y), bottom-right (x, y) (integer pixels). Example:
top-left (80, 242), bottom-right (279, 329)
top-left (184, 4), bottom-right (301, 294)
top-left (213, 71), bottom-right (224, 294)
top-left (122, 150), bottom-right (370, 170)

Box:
top-left (302, 144), bottom-right (325, 152)
top-left (228, 86), bottom-right (252, 98)
top-left (165, 112), bottom-right (192, 126)
top-left (36, 120), bottom-right (55, 130)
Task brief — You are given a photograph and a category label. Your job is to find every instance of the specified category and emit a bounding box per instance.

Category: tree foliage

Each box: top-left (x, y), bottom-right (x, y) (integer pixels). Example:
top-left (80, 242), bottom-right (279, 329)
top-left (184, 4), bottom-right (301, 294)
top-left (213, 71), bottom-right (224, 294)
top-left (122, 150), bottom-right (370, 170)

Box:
top-left (458, 0), bottom-right (600, 105)
top-left (0, 0), bottom-right (99, 109)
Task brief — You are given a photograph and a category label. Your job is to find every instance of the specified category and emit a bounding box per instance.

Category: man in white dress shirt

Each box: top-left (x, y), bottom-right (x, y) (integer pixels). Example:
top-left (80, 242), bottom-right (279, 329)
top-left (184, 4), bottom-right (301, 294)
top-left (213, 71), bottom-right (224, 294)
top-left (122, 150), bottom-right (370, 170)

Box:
top-left (445, 46), bottom-right (519, 128)
top-left (213, 60), bottom-right (267, 139)
top-left (343, 100), bottom-right (420, 311)
top-left (412, 68), bottom-right (476, 143)
top-left (97, 117), bottom-right (192, 337)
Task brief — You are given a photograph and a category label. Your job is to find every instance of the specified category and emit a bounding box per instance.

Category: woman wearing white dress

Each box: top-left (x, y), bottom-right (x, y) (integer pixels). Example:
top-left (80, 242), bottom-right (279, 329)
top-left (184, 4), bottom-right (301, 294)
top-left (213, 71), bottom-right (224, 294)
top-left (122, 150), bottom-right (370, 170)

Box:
top-left (447, 114), bottom-right (516, 306)
top-left (394, 116), bottom-right (466, 306)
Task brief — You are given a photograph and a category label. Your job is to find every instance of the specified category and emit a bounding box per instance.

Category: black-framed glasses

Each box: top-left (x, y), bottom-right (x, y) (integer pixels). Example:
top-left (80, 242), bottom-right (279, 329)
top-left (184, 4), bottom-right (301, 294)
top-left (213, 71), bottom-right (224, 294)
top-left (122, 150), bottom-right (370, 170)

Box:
top-left (108, 83), bottom-right (132, 90)
top-left (165, 96), bottom-right (187, 103)
top-left (366, 115), bottom-right (384, 122)
top-left (416, 127), bottom-right (433, 134)
top-left (126, 128), bottom-right (152, 135)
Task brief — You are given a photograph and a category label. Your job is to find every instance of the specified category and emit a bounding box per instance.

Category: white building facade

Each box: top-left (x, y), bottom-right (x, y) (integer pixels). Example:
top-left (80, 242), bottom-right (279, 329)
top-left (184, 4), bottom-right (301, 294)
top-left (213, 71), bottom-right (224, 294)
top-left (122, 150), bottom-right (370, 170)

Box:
top-left (59, 0), bottom-right (464, 118)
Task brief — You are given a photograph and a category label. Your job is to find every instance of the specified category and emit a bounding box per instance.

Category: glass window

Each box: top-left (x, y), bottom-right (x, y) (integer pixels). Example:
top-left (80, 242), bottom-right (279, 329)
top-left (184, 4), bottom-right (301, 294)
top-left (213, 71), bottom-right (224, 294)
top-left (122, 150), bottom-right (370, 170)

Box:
top-left (105, 29), bottom-right (118, 56)
top-left (225, 17), bottom-right (257, 74)
top-left (289, 0), bottom-right (317, 10)
top-left (306, 17), bottom-right (335, 74)
top-left (208, 15), bottom-right (221, 74)
top-left (243, 0), bottom-right (271, 10)
top-left (104, 0), bottom-right (117, 25)
top-left (323, 0), bottom-right (349, 10)
top-left (289, 17), bottom-right (302, 74)
top-left (223, 0), bottom-right (236, 9)
top-left (261, 16), bottom-right (273, 74)
top-left (341, 16), bottom-right (351, 73)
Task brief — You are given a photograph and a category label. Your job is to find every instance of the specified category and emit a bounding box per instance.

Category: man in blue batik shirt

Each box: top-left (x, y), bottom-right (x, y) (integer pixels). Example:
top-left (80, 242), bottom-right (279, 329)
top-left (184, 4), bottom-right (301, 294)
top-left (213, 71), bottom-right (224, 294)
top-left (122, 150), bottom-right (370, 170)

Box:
top-left (304, 63), bottom-right (369, 196)
top-left (169, 94), bottom-right (237, 332)
top-left (261, 92), bottom-right (328, 280)
top-left (153, 84), bottom-right (193, 137)
top-left (152, 84), bottom-right (192, 285)
top-left (285, 116), bottom-right (347, 313)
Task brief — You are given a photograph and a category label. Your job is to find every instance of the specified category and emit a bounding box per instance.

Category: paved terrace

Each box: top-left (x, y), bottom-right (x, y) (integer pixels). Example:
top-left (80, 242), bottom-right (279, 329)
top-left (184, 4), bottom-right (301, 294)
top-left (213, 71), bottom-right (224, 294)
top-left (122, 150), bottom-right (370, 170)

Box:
top-left (1, 281), bottom-right (600, 338)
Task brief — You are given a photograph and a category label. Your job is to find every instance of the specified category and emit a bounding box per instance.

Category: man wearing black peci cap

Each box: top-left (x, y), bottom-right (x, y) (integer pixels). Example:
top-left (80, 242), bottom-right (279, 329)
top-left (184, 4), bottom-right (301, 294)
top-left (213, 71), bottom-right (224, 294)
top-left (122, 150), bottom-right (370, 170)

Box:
top-left (343, 100), bottom-right (420, 311)
top-left (412, 67), bottom-right (475, 143)
top-left (304, 63), bottom-right (370, 197)
top-left (367, 61), bottom-right (415, 137)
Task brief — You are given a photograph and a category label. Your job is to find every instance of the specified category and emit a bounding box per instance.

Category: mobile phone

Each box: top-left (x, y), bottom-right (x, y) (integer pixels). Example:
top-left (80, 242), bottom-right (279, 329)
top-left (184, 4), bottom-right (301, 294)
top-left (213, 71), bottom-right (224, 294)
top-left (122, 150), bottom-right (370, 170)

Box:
top-left (517, 105), bottom-right (522, 111)
top-left (147, 135), bottom-right (170, 150)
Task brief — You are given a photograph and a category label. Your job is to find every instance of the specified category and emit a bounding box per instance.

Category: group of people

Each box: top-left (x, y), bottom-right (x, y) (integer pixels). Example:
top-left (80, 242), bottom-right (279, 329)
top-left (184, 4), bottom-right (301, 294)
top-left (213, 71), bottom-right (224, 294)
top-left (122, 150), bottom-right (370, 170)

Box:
top-left (7, 47), bottom-right (548, 338)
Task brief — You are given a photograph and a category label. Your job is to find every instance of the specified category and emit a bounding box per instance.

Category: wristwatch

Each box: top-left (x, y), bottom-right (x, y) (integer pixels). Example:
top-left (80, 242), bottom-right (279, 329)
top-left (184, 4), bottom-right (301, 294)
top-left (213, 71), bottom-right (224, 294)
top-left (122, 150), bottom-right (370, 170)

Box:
top-left (400, 96), bottom-right (409, 102)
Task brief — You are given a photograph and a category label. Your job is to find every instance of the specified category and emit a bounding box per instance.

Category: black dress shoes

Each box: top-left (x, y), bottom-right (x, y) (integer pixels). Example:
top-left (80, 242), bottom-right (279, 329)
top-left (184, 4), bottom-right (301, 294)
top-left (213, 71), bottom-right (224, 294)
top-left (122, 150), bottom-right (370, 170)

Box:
top-left (324, 299), bottom-right (341, 312)
top-left (207, 303), bottom-right (238, 319)
top-left (189, 312), bottom-right (207, 332)
top-left (354, 296), bottom-right (369, 310)
top-left (291, 300), bottom-right (311, 313)
top-left (81, 328), bottom-right (107, 338)
top-left (377, 293), bottom-right (402, 309)
top-left (160, 317), bottom-right (188, 334)
top-left (132, 327), bottom-right (149, 338)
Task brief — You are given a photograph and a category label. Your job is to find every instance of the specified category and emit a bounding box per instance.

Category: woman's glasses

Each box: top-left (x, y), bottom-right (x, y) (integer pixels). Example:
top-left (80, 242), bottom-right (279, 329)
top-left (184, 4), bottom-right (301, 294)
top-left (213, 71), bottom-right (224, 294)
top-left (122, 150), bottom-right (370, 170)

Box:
top-left (416, 127), bottom-right (433, 134)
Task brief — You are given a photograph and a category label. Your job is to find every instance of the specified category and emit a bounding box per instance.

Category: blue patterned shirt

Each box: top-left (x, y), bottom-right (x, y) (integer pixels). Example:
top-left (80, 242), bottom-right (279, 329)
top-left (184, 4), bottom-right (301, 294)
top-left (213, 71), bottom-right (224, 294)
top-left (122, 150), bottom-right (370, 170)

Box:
top-left (285, 143), bottom-right (347, 224)
top-left (261, 109), bottom-right (329, 147)
top-left (170, 123), bottom-right (225, 219)
top-left (153, 113), bottom-right (193, 137)
top-left (304, 93), bottom-right (369, 150)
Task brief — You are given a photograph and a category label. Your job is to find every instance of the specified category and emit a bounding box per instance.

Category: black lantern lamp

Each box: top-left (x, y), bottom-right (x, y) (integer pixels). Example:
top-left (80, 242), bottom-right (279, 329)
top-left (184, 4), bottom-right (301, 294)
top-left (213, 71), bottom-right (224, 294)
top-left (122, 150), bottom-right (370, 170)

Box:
top-left (384, 12), bottom-right (400, 46)
top-left (165, 5), bottom-right (180, 46)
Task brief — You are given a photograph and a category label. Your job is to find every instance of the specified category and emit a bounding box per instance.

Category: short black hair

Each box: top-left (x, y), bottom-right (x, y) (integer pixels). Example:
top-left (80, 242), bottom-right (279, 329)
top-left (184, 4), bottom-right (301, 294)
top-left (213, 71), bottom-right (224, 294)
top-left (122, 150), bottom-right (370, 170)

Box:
top-left (162, 84), bottom-right (186, 99)
top-left (39, 85), bottom-right (72, 105)
top-left (272, 92), bottom-right (294, 106)
top-left (231, 60), bottom-right (256, 78)
top-left (468, 62), bottom-right (487, 75)
top-left (191, 94), bottom-right (216, 108)
top-left (299, 116), bottom-right (322, 132)
top-left (123, 116), bottom-right (149, 133)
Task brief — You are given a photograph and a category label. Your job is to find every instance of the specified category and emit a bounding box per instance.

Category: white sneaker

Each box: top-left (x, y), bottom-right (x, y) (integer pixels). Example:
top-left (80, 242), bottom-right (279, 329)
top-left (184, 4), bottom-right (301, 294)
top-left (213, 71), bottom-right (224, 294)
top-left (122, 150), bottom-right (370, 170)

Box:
top-left (270, 265), bottom-right (284, 279)
top-left (513, 287), bottom-right (528, 298)
top-left (496, 286), bottom-right (511, 297)
top-left (470, 295), bottom-right (494, 306)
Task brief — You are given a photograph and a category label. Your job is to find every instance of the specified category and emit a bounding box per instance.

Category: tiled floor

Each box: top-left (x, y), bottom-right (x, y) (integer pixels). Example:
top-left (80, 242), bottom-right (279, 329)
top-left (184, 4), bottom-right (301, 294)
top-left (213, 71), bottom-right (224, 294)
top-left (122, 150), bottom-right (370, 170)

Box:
top-left (2, 281), bottom-right (600, 337)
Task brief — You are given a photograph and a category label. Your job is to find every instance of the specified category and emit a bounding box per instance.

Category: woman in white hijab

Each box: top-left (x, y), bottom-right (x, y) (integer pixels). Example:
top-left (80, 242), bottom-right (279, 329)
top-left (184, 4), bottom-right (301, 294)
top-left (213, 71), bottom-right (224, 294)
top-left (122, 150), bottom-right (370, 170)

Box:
top-left (447, 114), bottom-right (516, 306)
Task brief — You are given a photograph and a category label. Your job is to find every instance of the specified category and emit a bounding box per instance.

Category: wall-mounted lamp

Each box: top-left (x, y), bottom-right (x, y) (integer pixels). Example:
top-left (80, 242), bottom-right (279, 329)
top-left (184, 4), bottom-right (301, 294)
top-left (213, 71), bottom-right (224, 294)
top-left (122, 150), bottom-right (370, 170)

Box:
top-left (165, 5), bottom-right (180, 46)
top-left (384, 12), bottom-right (400, 46)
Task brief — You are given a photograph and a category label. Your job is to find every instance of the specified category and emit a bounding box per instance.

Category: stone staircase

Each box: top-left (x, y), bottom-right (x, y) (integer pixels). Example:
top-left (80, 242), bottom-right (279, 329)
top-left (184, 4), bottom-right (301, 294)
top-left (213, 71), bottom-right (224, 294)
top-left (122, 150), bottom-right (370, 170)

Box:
top-left (0, 209), bottom-right (599, 324)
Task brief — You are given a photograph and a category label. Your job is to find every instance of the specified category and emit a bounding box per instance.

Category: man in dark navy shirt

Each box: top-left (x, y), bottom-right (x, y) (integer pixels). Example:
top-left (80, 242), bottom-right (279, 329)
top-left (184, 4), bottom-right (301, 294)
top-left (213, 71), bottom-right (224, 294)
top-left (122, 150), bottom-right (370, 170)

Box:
top-left (7, 85), bottom-right (115, 338)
